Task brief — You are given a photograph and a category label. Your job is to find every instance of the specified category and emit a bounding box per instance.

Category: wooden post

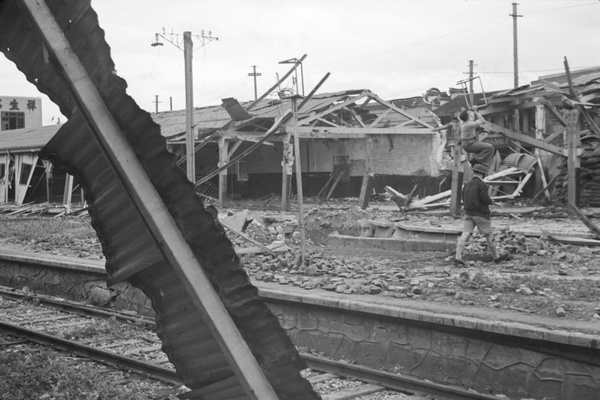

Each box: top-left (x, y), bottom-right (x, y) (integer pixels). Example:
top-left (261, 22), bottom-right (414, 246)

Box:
top-left (449, 144), bottom-right (463, 216)
top-left (281, 127), bottom-right (293, 211)
top-left (291, 96), bottom-right (306, 265)
top-left (564, 109), bottom-right (580, 208)
top-left (534, 100), bottom-right (550, 199)
top-left (43, 160), bottom-right (52, 203)
top-left (63, 173), bottom-right (73, 206)
top-left (358, 136), bottom-right (373, 209)
top-left (218, 137), bottom-right (229, 208)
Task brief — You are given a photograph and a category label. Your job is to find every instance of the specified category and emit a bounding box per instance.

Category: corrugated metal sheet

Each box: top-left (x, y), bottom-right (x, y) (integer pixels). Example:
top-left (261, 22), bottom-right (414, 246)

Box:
top-left (0, 1), bottom-right (319, 399)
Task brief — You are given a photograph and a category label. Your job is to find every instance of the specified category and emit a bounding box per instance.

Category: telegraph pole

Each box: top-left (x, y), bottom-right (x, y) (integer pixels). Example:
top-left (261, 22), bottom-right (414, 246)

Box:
top-left (151, 29), bottom-right (218, 183)
top-left (510, 3), bottom-right (523, 132)
top-left (248, 65), bottom-right (262, 101)
top-left (183, 32), bottom-right (194, 182)
top-left (510, 3), bottom-right (523, 88)
top-left (463, 60), bottom-right (476, 106)
top-left (153, 95), bottom-right (161, 113)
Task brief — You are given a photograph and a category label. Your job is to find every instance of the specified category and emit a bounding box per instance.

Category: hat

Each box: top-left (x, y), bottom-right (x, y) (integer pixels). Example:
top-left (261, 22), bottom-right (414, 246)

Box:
top-left (472, 164), bottom-right (488, 175)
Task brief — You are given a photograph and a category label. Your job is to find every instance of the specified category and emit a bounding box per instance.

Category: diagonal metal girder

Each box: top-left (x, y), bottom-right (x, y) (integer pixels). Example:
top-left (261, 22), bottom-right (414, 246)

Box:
top-left (17, 0), bottom-right (278, 398)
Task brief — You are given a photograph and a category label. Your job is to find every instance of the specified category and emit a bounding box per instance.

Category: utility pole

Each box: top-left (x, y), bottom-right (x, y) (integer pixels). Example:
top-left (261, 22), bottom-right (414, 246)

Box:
top-left (183, 31), bottom-right (194, 183)
top-left (464, 60), bottom-right (476, 106)
top-left (510, 3), bottom-right (523, 132)
top-left (248, 65), bottom-right (261, 101)
top-left (510, 3), bottom-right (523, 88)
top-left (151, 29), bottom-right (218, 183)
top-left (153, 95), bottom-right (161, 113)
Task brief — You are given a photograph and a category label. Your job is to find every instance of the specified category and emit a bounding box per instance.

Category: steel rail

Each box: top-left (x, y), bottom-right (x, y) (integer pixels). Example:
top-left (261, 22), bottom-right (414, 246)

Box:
top-left (0, 286), bottom-right (155, 327)
top-left (0, 320), bottom-right (182, 386)
top-left (302, 353), bottom-right (499, 400)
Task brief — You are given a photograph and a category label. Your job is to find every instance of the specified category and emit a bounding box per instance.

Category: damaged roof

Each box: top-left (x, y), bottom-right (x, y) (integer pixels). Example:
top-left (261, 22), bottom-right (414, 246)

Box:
top-left (0, 124), bottom-right (60, 152)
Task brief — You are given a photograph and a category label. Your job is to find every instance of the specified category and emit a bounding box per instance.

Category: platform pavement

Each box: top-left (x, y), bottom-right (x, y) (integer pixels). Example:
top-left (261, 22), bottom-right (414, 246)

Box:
top-left (1, 246), bottom-right (599, 348)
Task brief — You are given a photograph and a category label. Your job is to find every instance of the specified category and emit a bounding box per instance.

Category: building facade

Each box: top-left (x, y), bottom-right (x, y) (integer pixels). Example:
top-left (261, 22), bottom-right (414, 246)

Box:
top-left (0, 95), bottom-right (43, 131)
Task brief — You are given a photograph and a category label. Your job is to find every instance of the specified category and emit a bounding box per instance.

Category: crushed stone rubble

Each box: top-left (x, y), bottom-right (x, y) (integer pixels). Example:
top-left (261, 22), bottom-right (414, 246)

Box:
top-left (2, 204), bottom-right (600, 322)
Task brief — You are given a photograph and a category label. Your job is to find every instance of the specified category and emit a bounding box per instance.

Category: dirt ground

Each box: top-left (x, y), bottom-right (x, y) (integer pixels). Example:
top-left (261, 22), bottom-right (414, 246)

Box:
top-left (2, 199), bottom-right (600, 328)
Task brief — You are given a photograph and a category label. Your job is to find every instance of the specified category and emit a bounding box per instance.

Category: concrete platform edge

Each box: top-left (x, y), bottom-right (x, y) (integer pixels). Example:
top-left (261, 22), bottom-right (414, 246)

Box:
top-left (1, 247), bottom-right (598, 350)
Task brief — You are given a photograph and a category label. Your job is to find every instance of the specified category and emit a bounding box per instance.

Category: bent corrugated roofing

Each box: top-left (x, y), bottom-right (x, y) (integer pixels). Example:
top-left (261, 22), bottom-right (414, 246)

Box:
top-left (0, 1), bottom-right (318, 398)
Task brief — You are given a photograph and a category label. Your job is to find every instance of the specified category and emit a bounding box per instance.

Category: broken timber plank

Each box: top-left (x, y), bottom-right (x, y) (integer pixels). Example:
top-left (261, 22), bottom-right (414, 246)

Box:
top-left (483, 121), bottom-right (565, 157)
top-left (410, 167), bottom-right (521, 209)
top-left (567, 202), bottom-right (600, 240)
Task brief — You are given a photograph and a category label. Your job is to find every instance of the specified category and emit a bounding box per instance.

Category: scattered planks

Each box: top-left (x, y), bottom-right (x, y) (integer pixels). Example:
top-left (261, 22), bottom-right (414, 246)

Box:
top-left (0, 202), bottom-right (87, 218)
top-left (402, 167), bottom-right (530, 210)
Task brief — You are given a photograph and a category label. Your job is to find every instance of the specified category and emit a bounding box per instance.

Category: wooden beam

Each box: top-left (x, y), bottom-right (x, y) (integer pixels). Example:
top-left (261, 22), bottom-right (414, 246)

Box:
top-left (449, 144), bottom-right (463, 215)
top-left (300, 91), bottom-right (369, 126)
top-left (316, 117), bottom-right (340, 127)
top-left (218, 137), bottom-right (229, 208)
top-left (20, 1), bottom-right (278, 398)
top-left (227, 140), bottom-right (243, 158)
top-left (483, 121), bottom-right (565, 157)
top-left (564, 57), bottom-right (600, 135)
top-left (367, 92), bottom-right (434, 129)
top-left (297, 127), bottom-right (433, 136)
top-left (196, 111), bottom-right (291, 185)
top-left (544, 130), bottom-right (564, 144)
top-left (567, 202), bottom-right (600, 240)
top-left (479, 100), bottom-right (544, 116)
top-left (564, 109), bottom-right (580, 207)
top-left (369, 108), bottom-right (391, 127)
top-left (281, 127), bottom-right (292, 211)
top-left (358, 138), bottom-right (373, 209)
top-left (542, 100), bottom-right (568, 127)
top-left (534, 100), bottom-right (550, 199)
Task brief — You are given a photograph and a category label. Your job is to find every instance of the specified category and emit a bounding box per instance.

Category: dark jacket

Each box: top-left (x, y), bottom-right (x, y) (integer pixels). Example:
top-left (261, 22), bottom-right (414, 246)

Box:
top-left (463, 176), bottom-right (492, 219)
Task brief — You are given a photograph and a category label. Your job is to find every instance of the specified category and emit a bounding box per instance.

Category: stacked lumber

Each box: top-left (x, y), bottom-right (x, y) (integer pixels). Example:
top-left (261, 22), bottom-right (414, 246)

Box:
top-left (554, 132), bottom-right (600, 206)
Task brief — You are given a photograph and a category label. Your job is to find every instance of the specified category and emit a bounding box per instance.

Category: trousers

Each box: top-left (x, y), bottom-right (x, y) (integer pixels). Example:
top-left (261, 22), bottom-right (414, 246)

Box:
top-left (463, 141), bottom-right (495, 167)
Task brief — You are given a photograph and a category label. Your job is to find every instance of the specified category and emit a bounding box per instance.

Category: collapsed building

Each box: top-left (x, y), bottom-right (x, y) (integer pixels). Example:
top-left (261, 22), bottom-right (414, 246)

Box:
top-left (1, 66), bottom-right (599, 209)
top-left (0, 89), bottom-right (445, 206)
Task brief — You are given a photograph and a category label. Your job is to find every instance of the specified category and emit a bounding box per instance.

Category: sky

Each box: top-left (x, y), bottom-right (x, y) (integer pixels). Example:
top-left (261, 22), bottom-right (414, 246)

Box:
top-left (1, 0), bottom-right (599, 126)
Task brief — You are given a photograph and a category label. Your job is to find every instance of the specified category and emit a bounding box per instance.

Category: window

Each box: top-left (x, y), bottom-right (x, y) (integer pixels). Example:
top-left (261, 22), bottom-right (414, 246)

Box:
top-left (19, 163), bottom-right (32, 185)
top-left (236, 160), bottom-right (248, 182)
top-left (1, 112), bottom-right (25, 130)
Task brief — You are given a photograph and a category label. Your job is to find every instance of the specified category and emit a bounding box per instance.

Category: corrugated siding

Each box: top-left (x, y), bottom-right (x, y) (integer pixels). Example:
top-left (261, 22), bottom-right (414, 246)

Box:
top-left (0, 1), bottom-right (319, 399)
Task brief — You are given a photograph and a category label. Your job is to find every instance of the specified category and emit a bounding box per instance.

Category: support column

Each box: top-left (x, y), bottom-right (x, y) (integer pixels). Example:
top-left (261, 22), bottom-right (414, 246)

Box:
top-left (534, 100), bottom-right (550, 199)
top-left (281, 129), bottom-right (293, 211)
top-left (358, 136), bottom-right (373, 209)
top-left (449, 144), bottom-right (463, 216)
top-left (565, 109), bottom-right (580, 208)
top-left (291, 96), bottom-right (306, 265)
top-left (218, 137), bottom-right (229, 208)
top-left (43, 160), bottom-right (53, 203)
top-left (63, 174), bottom-right (73, 207)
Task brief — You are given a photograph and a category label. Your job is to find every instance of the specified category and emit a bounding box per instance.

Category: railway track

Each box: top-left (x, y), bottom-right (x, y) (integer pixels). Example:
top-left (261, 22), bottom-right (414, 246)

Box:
top-left (0, 286), bottom-right (497, 400)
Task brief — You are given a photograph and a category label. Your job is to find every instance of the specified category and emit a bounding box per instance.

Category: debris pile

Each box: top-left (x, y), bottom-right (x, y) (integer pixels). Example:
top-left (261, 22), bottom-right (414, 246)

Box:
top-left (555, 132), bottom-right (600, 206)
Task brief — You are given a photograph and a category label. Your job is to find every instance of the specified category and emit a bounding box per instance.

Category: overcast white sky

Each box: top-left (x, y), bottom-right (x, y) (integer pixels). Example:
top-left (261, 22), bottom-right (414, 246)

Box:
top-left (1, 0), bottom-right (599, 125)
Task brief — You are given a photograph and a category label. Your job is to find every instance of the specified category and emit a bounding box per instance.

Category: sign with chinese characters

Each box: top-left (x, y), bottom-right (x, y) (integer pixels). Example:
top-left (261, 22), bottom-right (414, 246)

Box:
top-left (0, 95), bottom-right (43, 131)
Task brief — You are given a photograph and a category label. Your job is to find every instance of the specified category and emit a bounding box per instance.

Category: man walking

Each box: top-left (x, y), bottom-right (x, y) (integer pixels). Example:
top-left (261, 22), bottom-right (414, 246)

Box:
top-left (454, 164), bottom-right (509, 266)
